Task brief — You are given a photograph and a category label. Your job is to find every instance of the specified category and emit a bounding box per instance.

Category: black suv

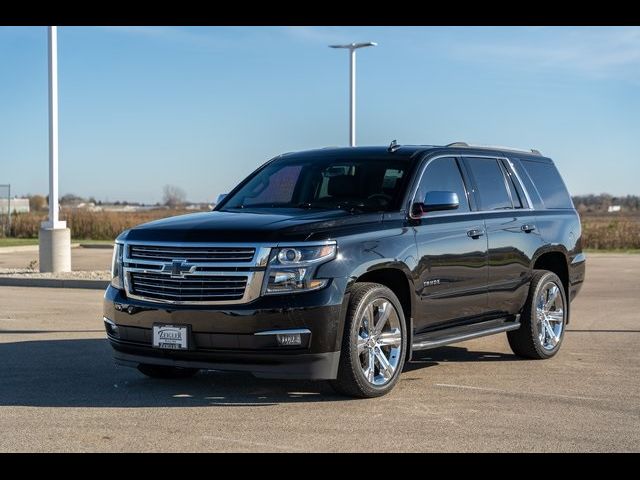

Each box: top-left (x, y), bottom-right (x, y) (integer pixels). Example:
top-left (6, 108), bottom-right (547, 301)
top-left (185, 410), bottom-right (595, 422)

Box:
top-left (104, 142), bottom-right (585, 397)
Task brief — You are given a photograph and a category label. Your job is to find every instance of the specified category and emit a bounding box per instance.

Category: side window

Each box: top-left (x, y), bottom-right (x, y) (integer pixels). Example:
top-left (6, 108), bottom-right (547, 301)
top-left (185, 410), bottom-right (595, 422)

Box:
top-left (520, 159), bottom-right (574, 209)
top-left (415, 157), bottom-right (470, 214)
top-left (499, 161), bottom-right (524, 209)
top-left (465, 157), bottom-right (513, 210)
top-left (511, 159), bottom-right (544, 209)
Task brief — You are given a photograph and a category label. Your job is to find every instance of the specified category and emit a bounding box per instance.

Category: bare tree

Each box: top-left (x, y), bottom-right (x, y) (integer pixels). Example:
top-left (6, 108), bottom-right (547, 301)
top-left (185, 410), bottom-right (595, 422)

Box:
top-left (163, 185), bottom-right (186, 208)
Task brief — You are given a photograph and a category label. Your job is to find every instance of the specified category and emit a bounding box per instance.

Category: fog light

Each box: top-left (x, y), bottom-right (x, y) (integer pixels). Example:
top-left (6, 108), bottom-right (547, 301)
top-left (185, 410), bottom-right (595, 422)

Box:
top-left (103, 317), bottom-right (119, 337)
top-left (276, 333), bottom-right (302, 346)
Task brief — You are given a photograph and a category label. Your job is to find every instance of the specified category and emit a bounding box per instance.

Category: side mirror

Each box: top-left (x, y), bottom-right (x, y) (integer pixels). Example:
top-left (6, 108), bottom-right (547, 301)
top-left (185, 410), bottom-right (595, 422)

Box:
top-left (215, 193), bottom-right (228, 205)
top-left (412, 191), bottom-right (459, 217)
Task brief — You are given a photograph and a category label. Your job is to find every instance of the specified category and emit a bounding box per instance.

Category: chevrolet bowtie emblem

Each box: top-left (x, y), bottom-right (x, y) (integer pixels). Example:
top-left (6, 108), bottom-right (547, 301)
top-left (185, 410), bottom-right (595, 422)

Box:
top-left (165, 260), bottom-right (195, 278)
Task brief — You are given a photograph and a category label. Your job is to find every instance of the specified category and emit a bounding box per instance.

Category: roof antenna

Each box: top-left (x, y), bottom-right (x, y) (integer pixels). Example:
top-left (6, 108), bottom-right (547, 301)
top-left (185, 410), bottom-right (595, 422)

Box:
top-left (388, 139), bottom-right (400, 153)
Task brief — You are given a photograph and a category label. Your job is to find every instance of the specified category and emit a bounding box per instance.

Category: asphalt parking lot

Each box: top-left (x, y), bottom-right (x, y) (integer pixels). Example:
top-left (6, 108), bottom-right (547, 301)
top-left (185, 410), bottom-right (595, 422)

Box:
top-left (0, 253), bottom-right (638, 452)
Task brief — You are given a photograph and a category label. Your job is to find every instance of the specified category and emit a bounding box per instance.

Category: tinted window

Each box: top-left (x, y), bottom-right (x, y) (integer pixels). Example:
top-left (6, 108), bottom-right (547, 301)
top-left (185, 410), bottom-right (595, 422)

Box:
top-left (511, 159), bottom-right (544, 209)
top-left (222, 157), bottom-right (412, 212)
top-left (415, 157), bottom-right (470, 213)
top-left (520, 160), bottom-right (574, 209)
top-left (504, 161), bottom-right (530, 208)
top-left (242, 165), bottom-right (302, 205)
top-left (466, 157), bottom-right (512, 210)
top-left (500, 162), bottom-right (524, 208)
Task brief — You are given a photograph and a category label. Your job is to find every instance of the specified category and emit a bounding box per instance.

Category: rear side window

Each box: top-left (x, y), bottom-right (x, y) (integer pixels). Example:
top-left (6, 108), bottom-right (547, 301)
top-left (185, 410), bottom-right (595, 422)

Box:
top-left (520, 160), bottom-right (573, 209)
top-left (500, 161), bottom-right (524, 209)
top-left (465, 157), bottom-right (513, 210)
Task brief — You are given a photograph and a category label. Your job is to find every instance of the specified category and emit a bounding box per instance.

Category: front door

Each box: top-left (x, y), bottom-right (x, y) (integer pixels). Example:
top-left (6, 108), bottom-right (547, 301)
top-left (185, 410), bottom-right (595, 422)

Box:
top-left (412, 156), bottom-right (488, 333)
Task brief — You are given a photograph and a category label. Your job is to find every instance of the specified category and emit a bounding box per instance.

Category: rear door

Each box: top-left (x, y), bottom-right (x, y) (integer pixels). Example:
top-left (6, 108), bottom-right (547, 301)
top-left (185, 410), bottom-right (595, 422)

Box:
top-left (463, 156), bottom-right (543, 316)
top-left (412, 156), bottom-right (488, 333)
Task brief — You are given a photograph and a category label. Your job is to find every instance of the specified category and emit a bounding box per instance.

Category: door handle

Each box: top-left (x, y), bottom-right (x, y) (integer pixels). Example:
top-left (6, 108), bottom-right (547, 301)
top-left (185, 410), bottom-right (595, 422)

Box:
top-left (467, 229), bottom-right (484, 239)
top-left (521, 224), bottom-right (536, 233)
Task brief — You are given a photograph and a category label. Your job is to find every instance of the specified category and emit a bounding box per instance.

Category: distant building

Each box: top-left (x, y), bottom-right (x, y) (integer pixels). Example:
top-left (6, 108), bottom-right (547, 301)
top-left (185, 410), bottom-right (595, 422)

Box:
top-left (0, 198), bottom-right (30, 214)
top-left (608, 205), bottom-right (621, 213)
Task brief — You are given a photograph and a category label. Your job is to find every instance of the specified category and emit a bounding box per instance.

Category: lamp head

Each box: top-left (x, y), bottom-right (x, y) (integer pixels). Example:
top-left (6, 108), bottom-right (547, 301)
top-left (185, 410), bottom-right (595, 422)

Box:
top-left (329, 42), bottom-right (377, 50)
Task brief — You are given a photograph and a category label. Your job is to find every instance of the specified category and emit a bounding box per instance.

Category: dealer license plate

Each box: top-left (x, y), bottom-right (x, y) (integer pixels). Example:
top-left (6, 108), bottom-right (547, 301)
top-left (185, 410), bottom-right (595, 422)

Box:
top-left (152, 324), bottom-right (189, 350)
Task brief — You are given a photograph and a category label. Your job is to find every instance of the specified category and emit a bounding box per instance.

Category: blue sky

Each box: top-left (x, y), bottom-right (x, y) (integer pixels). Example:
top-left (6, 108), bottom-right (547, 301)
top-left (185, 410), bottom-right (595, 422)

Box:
top-left (0, 26), bottom-right (638, 203)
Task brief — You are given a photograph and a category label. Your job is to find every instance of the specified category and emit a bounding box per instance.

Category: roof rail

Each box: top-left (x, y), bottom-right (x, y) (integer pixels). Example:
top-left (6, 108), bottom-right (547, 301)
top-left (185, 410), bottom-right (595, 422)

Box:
top-left (445, 142), bottom-right (542, 156)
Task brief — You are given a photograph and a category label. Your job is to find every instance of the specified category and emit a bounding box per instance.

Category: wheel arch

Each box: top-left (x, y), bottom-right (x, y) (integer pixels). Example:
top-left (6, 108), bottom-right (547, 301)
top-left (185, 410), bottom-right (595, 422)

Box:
top-left (348, 262), bottom-right (415, 361)
top-left (531, 247), bottom-right (570, 323)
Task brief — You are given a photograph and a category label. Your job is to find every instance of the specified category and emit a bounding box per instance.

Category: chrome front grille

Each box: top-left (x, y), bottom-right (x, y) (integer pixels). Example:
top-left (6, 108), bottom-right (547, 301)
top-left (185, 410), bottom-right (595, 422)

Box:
top-left (130, 272), bottom-right (248, 302)
top-left (129, 245), bottom-right (256, 263)
top-left (122, 242), bottom-right (270, 305)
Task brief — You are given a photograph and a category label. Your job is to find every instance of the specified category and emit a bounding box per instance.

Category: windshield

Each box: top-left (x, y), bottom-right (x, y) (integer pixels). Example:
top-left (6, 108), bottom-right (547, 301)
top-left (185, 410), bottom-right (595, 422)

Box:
top-left (220, 156), bottom-right (413, 213)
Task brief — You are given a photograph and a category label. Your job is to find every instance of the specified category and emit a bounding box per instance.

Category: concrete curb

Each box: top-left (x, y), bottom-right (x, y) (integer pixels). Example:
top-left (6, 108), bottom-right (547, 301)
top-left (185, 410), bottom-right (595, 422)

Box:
top-left (0, 277), bottom-right (108, 290)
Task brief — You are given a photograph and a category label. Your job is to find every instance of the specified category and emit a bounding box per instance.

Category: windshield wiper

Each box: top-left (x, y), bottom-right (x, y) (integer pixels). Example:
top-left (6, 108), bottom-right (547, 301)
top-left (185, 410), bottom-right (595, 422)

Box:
top-left (335, 204), bottom-right (372, 214)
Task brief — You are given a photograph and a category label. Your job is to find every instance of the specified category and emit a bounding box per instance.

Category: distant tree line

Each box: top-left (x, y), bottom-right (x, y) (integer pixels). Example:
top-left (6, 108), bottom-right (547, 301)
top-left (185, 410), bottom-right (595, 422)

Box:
top-left (22, 184), bottom-right (191, 210)
top-left (572, 194), bottom-right (640, 213)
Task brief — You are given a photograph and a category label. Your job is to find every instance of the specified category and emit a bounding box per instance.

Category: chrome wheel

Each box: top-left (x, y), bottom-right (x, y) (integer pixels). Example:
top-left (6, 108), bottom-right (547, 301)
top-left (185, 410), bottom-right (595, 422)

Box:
top-left (536, 281), bottom-right (565, 351)
top-left (356, 298), bottom-right (402, 386)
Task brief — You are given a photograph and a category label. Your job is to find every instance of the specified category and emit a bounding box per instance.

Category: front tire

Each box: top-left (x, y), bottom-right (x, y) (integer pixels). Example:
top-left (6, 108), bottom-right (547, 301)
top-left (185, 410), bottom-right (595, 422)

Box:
top-left (330, 282), bottom-right (407, 398)
top-left (507, 270), bottom-right (567, 359)
top-left (137, 364), bottom-right (199, 379)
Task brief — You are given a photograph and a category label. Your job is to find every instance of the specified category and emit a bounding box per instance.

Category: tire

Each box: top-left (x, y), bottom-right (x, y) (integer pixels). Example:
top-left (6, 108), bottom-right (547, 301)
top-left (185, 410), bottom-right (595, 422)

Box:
top-left (507, 270), bottom-right (568, 359)
top-left (137, 364), bottom-right (199, 379)
top-left (330, 282), bottom-right (407, 398)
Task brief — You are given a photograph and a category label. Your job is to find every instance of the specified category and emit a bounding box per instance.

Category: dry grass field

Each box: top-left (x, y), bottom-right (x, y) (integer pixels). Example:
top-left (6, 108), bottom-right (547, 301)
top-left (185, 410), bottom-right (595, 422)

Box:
top-left (5, 208), bottom-right (206, 241)
top-left (2, 208), bottom-right (639, 250)
top-left (580, 212), bottom-right (640, 250)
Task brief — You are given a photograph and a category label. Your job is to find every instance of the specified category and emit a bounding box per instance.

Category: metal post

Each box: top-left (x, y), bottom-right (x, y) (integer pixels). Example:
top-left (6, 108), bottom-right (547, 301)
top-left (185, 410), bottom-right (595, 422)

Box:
top-left (7, 183), bottom-right (10, 235)
top-left (329, 42), bottom-right (377, 147)
top-left (47, 25), bottom-right (61, 228)
top-left (39, 25), bottom-right (70, 273)
top-left (349, 48), bottom-right (356, 147)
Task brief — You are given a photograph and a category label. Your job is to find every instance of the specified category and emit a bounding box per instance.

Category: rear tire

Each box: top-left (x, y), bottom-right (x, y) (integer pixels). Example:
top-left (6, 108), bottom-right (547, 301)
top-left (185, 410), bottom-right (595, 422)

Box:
top-left (137, 364), bottom-right (199, 379)
top-left (330, 282), bottom-right (407, 398)
top-left (507, 270), bottom-right (567, 359)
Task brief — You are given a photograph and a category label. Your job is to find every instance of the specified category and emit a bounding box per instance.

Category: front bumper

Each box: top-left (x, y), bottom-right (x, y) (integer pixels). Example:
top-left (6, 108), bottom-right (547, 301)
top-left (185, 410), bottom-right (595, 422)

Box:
top-left (103, 278), bottom-right (348, 380)
top-left (111, 347), bottom-right (341, 380)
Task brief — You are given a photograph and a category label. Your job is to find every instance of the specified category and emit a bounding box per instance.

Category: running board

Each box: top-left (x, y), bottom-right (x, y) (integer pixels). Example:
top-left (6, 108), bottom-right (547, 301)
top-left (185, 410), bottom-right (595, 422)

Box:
top-left (411, 315), bottom-right (521, 351)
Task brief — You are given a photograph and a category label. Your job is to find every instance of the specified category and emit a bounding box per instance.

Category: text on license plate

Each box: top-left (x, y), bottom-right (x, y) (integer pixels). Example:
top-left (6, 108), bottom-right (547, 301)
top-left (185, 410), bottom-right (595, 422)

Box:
top-left (152, 324), bottom-right (189, 350)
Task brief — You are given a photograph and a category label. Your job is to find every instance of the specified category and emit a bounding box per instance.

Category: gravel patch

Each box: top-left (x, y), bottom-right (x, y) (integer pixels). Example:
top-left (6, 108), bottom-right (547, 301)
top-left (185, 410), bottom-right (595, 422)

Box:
top-left (0, 268), bottom-right (110, 280)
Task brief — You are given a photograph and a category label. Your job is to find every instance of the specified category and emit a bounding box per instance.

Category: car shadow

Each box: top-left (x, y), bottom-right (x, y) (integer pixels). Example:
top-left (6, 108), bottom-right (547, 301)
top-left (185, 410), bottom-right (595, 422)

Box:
top-left (404, 345), bottom-right (519, 372)
top-left (0, 338), bottom-right (520, 407)
top-left (0, 338), bottom-right (346, 408)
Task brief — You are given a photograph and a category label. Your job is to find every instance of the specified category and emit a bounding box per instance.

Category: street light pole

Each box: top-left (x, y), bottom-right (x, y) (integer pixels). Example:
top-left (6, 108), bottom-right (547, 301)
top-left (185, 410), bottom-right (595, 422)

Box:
top-left (349, 47), bottom-right (356, 146)
top-left (46, 25), bottom-right (62, 229)
top-left (39, 25), bottom-right (71, 273)
top-left (330, 42), bottom-right (377, 147)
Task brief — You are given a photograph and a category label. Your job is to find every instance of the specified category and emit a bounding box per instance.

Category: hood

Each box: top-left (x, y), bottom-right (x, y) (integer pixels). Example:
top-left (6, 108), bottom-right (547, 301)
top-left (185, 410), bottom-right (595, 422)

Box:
top-left (120, 209), bottom-right (385, 243)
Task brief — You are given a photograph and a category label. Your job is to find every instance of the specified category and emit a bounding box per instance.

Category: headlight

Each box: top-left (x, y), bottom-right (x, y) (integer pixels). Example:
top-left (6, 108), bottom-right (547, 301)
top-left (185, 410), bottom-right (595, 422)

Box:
top-left (264, 243), bottom-right (336, 295)
top-left (110, 243), bottom-right (124, 290)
